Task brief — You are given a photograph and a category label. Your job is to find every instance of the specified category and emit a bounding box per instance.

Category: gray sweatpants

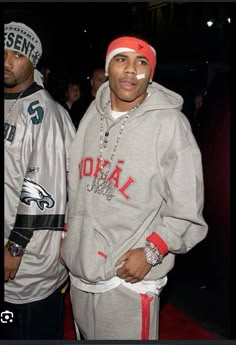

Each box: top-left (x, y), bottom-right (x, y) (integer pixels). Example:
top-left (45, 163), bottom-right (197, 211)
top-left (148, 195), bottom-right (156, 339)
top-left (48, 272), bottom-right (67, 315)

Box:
top-left (70, 283), bottom-right (160, 340)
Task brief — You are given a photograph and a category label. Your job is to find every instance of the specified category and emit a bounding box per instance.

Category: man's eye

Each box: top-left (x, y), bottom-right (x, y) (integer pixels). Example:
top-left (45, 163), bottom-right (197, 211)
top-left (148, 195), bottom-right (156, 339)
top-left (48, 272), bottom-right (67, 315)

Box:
top-left (15, 53), bottom-right (23, 58)
top-left (116, 57), bottom-right (126, 62)
top-left (138, 60), bottom-right (148, 65)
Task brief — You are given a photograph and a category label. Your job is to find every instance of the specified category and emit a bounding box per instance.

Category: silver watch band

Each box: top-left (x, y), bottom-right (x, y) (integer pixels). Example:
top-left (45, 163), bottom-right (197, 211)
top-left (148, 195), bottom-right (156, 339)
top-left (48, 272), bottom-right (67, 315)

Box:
top-left (6, 241), bottom-right (25, 257)
top-left (144, 241), bottom-right (163, 266)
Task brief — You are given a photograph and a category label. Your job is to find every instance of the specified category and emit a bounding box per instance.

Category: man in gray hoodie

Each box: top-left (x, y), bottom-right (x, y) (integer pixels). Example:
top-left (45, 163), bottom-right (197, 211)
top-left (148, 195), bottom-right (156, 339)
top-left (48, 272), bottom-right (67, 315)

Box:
top-left (61, 34), bottom-right (208, 340)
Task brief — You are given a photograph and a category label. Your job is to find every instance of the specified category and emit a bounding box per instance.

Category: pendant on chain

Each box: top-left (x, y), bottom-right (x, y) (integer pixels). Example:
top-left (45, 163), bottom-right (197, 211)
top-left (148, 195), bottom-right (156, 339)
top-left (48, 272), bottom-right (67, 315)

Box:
top-left (87, 169), bottom-right (116, 201)
top-left (103, 131), bottom-right (109, 148)
top-left (87, 100), bottom-right (140, 201)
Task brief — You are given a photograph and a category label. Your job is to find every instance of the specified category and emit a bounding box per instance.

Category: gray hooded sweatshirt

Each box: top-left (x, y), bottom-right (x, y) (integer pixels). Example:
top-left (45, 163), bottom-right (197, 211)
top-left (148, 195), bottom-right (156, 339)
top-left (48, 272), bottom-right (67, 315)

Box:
top-left (61, 80), bottom-right (208, 285)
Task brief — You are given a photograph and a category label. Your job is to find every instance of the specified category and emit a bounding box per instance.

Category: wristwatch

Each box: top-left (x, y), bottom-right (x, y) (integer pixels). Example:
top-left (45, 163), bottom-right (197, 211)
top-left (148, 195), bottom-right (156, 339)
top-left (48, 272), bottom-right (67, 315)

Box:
top-left (6, 241), bottom-right (25, 257)
top-left (144, 241), bottom-right (163, 266)
top-left (61, 231), bottom-right (67, 240)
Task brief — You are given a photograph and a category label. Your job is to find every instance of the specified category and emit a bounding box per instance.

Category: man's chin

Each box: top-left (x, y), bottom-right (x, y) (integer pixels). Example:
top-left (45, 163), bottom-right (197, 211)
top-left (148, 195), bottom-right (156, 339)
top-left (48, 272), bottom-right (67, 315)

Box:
top-left (4, 82), bottom-right (16, 88)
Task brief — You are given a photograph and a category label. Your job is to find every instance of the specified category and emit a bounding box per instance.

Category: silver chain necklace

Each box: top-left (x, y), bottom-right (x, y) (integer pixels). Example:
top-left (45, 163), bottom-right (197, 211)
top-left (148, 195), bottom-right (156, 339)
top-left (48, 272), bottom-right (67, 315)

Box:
top-left (4, 89), bottom-right (26, 123)
top-left (87, 100), bottom-right (140, 200)
top-left (99, 100), bottom-right (140, 173)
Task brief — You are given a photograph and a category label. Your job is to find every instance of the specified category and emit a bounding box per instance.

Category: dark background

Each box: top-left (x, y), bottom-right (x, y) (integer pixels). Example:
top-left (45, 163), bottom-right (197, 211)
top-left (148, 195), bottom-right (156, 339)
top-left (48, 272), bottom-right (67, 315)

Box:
top-left (3, 1), bottom-right (233, 339)
top-left (3, 2), bottom-right (232, 94)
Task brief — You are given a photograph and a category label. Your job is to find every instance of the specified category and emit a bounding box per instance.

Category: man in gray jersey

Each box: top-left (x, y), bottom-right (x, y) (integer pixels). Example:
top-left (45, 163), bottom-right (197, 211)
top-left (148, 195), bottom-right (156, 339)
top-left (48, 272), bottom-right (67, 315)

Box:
top-left (61, 34), bottom-right (208, 340)
top-left (4, 22), bottom-right (75, 339)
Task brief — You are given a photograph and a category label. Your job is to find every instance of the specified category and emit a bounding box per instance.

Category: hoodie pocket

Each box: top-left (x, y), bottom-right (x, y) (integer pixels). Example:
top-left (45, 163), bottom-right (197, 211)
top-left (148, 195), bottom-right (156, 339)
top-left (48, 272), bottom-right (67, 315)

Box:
top-left (61, 215), bottom-right (115, 282)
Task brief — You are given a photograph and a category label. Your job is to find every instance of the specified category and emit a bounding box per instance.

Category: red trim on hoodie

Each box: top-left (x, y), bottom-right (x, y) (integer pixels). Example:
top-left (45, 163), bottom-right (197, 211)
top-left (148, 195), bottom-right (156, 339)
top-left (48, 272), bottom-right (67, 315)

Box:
top-left (146, 232), bottom-right (168, 256)
top-left (97, 251), bottom-right (107, 259)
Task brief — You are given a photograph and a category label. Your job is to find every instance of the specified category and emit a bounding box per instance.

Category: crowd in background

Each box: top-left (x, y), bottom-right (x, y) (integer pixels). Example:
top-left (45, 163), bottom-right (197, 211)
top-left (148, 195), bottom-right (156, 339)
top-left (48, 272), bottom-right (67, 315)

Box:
top-left (40, 58), bottom-right (230, 134)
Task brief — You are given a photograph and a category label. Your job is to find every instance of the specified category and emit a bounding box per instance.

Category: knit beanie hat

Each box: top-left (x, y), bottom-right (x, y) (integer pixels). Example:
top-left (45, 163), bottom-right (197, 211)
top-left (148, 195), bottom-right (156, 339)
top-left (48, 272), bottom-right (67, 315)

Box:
top-left (4, 22), bottom-right (42, 67)
top-left (105, 36), bottom-right (156, 79)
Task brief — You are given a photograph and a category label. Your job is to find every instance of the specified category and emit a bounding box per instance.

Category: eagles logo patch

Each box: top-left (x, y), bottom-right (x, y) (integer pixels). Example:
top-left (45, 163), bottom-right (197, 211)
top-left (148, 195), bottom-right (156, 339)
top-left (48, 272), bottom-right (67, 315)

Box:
top-left (20, 177), bottom-right (55, 211)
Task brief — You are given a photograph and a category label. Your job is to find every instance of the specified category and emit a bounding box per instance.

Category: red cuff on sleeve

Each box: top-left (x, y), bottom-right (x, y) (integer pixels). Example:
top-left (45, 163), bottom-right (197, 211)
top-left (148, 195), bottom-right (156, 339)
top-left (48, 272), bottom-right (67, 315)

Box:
top-left (146, 232), bottom-right (168, 256)
top-left (63, 223), bottom-right (67, 231)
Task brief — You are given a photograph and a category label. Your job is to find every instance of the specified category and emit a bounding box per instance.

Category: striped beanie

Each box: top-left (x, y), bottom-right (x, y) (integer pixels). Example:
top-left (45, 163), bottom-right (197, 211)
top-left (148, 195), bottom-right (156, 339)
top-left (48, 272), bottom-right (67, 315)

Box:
top-left (4, 22), bottom-right (42, 67)
top-left (105, 36), bottom-right (156, 79)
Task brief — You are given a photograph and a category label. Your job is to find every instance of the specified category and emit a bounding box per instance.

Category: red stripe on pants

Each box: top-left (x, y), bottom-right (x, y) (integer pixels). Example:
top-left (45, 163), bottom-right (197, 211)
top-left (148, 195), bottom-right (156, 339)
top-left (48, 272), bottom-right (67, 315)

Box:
top-left (140, 293), bottom-right (154, 340)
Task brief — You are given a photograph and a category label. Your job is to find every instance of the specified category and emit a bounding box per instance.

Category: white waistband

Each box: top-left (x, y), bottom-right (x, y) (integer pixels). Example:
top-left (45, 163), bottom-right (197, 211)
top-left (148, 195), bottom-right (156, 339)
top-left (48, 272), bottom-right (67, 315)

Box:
top-left (69, 273), bottom-right (167, 295)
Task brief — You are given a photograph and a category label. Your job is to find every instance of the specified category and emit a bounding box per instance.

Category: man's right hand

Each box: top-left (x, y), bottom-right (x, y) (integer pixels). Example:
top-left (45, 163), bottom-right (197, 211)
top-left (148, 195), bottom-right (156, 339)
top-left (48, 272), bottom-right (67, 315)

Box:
top-left (4, 246), bottom-right (22, 282)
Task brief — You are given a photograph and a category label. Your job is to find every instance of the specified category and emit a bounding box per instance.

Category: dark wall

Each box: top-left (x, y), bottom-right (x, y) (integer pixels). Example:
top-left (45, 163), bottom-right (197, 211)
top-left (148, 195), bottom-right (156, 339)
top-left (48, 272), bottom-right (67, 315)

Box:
top-left (195, 70), bottom-right (230, 284)
top-left (164, 69), bottom-right (231, 338)
top-left (170, 69), bottom-right (230, 295)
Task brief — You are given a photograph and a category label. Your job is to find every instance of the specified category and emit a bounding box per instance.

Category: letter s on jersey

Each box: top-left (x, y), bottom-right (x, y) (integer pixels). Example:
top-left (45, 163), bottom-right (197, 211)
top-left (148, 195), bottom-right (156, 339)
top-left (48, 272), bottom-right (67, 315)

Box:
top-left (28, 101), bottom-right (44, 124)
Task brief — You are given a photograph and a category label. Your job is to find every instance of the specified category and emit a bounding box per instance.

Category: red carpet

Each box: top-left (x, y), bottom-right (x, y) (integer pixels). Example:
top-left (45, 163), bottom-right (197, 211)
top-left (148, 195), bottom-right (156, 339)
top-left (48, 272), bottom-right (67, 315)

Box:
top-left (64, 293), bottom-right (220, 340)
top-left (159, 303), bottom-right (219, 340)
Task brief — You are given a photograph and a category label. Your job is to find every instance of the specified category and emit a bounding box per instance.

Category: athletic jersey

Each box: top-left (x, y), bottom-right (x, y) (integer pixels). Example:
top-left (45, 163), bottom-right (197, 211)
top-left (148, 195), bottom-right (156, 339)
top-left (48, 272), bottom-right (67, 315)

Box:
top-left (4, 82), bottom-right (76, 304)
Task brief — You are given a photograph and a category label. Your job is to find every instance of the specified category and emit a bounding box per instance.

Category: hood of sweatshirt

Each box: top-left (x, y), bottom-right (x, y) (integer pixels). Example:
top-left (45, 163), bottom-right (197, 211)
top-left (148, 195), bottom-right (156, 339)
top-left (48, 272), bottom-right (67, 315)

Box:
top-left (95, 80), bottom-right (184, 119)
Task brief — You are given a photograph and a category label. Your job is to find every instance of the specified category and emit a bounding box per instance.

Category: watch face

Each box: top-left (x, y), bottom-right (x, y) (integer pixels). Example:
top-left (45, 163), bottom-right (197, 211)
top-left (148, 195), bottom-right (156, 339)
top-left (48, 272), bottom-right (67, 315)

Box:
top-left (7, 242), bottom-right (24, 256)
top-left (146, 251), bottom-right (158, 265)
top-left (11, 244), bottom-right (20, 256)
top-left (144, 245), bottom-right (162, 266)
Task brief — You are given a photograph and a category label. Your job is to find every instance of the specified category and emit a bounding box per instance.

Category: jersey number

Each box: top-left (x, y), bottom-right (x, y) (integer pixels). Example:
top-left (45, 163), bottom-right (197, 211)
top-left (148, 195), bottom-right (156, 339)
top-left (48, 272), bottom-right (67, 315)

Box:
top-left (4, 123), bottom-right (16, 142)
top-left (28, 101), bottom-right (44, 124)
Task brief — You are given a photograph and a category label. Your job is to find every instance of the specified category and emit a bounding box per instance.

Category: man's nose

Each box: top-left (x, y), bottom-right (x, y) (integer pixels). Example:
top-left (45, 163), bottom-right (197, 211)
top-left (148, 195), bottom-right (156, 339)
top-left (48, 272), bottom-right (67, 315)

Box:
top-left (4, 52), bottom-right (13, 68)
top-left (125, 60), bottom-right (137, 75)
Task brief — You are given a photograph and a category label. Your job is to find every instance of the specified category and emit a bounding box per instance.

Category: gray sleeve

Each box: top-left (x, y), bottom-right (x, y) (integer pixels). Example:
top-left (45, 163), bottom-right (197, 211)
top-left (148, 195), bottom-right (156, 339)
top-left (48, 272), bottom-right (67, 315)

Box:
top-left (149, 112), bottom-right (208, 254)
